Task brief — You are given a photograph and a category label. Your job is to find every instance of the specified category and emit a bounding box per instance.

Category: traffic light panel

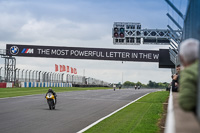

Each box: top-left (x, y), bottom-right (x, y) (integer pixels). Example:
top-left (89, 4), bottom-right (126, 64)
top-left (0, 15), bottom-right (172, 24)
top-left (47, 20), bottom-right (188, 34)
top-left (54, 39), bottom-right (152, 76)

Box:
top-left (120, 28), bottom-right (124, 32)
top-left (119, 28), bottom-right (124, 37)
top-left (113, 22), bottom-right (171, 45)
top-left (113, 22), bottom-right (142, 45)
top-left (114, 28), bottom-right (118, 37)
top-left (113, 27), bottom-right (125, 38)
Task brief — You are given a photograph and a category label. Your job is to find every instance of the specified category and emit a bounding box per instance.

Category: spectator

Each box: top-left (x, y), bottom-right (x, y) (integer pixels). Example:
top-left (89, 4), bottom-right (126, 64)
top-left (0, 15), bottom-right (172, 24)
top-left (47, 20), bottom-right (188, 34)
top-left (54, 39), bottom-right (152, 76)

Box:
top-left (171, 65), bottom-right (180, 92)
top-left (166, 75), bottom-right (175, 91)
top-left (179, 38), bottom-right (199, 113)
top-left (166, 76), bottom-right (173, 91)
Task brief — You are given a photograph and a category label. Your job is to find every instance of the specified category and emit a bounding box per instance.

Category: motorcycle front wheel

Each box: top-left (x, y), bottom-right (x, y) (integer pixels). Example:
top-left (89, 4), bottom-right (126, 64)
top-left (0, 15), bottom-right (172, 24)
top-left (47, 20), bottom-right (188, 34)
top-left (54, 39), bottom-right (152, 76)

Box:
top-left (49, 105), bottom-right (52, 110)
top-left (48, 100), bottom-right (53, 110)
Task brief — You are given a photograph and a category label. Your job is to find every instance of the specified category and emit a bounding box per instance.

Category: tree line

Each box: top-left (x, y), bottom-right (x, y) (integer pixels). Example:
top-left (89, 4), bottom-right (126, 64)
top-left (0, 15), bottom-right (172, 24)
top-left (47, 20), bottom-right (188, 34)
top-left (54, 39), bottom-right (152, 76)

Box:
top-left (123, 80), bottom-right (169, 88)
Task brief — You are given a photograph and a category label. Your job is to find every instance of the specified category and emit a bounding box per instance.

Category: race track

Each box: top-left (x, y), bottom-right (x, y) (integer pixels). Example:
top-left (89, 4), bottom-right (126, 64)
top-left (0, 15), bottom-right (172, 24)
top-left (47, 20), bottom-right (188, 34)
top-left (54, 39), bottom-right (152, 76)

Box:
top-left (0, 88), bottom-right (157, 133)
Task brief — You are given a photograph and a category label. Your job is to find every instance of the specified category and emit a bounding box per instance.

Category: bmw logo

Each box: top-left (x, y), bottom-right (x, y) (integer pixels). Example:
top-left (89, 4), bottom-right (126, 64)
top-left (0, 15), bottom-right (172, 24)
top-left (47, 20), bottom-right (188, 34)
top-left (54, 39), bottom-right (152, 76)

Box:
top-left (10, 46), bottom-right (19, 55)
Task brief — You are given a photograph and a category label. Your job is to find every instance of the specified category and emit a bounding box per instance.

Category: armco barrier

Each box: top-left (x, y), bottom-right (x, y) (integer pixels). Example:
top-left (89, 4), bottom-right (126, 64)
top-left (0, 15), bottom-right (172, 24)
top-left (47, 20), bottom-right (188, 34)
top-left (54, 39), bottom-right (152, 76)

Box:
top-left (69, 83), bottom-right (72, 87)
top-left (49, 82), bottom-right (52, 87)
top-left (24, 82), bottom-right (27, 87)
top-left (19, 82), bottom-right (72, 88)
top-left (51, 83), bottom-right (54, 87)
top-left (6, 82), bottom-right (13, 88)
top-left (43, 82), bottom-right (45, 87)
top-left (36, 82), bottom-right (38, 87)
top-left (0, 83), bottom-right (7, 88)
top-left (21, 82), bottom-right (24, 88)
top-left (48, 82), bottom-right (51, 87)
top-left (28, 82), bottom-right (31, 87)
top-left (0, 82), bottom-right (16, 88)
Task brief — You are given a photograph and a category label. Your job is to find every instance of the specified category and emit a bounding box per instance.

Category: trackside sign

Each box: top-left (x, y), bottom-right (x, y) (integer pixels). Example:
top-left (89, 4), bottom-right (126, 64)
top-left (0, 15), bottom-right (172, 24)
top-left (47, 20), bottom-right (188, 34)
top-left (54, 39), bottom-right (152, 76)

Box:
top-left (6, 44), bottom-right (159, 62)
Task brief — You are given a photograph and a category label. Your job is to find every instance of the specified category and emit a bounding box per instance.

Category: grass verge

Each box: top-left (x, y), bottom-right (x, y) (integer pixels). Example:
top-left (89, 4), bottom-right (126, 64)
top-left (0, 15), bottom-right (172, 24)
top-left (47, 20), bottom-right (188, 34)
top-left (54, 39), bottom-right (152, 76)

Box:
top-left (84, 91), bottom-right (169, 133)
top-left (0, 87), bottom-right (112, 98)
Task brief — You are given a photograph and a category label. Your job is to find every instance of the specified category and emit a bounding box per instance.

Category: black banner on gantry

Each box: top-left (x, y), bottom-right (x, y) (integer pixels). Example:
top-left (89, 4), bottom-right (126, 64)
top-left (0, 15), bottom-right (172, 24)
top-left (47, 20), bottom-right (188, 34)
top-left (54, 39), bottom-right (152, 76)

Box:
top-left (159, 49), bottom-right (175, 68)
top-left (6, 44), bottom-right (159, 62)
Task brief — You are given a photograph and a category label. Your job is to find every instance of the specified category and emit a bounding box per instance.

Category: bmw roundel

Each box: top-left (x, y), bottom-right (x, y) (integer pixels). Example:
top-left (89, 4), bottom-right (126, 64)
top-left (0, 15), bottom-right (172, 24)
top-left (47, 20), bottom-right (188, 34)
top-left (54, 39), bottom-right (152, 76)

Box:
top-left (10, 46), bottom-right (19, 55)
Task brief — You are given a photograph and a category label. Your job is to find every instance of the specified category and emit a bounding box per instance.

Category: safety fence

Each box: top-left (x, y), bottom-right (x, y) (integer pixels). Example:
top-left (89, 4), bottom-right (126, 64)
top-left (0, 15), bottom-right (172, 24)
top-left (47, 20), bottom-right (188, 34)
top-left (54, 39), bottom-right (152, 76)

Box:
top-left (0, 67), bottom-right (110, 88)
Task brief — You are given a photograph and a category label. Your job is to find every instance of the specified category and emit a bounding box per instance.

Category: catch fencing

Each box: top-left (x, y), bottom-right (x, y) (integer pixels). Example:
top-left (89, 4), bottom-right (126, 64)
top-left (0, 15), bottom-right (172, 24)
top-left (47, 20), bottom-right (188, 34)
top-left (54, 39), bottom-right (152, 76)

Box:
top-left (0, 68), bottom-right (110, 88)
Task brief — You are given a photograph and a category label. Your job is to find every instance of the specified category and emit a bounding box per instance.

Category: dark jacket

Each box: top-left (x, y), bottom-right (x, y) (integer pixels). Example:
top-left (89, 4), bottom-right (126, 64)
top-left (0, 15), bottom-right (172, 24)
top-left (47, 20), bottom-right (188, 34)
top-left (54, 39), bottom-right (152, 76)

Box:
top-left (172, 75), bottom-right (179, 92)
top-left (46, 90), bottom-right (57, 97)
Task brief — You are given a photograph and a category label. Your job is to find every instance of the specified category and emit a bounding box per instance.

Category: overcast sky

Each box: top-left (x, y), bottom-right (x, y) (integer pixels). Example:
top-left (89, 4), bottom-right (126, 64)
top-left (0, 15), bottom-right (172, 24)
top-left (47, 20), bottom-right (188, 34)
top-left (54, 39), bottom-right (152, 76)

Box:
top-left (0, 0), bottom-right (188, 84)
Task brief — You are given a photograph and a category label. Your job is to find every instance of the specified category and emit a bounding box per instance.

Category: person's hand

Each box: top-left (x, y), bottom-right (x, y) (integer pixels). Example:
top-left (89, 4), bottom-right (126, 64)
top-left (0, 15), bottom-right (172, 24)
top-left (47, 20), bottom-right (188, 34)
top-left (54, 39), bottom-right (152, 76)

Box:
top-left (175, 82), bottom-right (178, 87)
top-left (173, 74), bottom-right (178, 80)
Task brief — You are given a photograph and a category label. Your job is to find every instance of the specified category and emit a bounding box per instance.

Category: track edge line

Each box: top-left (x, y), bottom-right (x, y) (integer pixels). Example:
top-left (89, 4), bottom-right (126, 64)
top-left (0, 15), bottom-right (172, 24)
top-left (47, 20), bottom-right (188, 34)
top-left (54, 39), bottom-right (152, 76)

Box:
top-left (77, 92), bottom-right (150, 133)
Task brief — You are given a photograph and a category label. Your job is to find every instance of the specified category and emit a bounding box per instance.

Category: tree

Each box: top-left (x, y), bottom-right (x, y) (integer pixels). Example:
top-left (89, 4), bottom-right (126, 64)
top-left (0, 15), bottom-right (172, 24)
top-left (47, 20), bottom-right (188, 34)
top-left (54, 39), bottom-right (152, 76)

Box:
top-left (136, 81), bottom-right (142, 86)
top-left (147, 80), bottom-right (154, 88)
top-left (123, 81), bottom-right (134, 86)
top-left (123, 80), bottom-right (169, 88)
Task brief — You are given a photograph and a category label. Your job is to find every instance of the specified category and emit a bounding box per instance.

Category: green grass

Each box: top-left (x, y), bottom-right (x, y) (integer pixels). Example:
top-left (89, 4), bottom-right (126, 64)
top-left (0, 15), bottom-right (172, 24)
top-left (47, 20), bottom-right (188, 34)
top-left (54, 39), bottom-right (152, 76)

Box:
top-left (85, 91), bottom-right (169, 133)
top-left (0, 87), bottom-right (112, 98)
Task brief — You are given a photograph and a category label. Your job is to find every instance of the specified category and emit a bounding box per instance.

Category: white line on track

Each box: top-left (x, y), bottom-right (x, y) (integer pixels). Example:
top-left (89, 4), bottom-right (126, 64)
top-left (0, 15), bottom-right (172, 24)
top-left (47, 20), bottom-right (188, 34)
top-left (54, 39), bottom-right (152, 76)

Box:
top-left (77, 92), bottom-right (150, 133)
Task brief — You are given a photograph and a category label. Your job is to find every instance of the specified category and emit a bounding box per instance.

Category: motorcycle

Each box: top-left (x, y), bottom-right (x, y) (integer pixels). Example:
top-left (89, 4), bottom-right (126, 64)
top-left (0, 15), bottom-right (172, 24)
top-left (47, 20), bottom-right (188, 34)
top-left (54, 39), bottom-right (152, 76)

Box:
top-left (45, 92), bottom-right (56, 110)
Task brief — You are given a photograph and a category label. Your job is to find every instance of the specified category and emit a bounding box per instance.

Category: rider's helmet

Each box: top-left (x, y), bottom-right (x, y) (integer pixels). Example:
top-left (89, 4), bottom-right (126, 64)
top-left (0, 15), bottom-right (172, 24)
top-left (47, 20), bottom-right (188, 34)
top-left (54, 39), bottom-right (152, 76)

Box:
top-left (48, 88), bottom-right (52, 92)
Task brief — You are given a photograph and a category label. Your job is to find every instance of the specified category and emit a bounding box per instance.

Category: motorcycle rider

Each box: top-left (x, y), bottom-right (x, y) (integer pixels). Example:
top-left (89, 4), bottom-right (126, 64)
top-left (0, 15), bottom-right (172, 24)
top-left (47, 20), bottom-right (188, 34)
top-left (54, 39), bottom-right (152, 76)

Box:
top-left (113, 84), bottom-right (116, 91)
top-left (45, 88), bottom-right (57, 105)
top-left (135, 85), bottom-right (137, 90)
top-left (119, 85), bottom-right (122, 90)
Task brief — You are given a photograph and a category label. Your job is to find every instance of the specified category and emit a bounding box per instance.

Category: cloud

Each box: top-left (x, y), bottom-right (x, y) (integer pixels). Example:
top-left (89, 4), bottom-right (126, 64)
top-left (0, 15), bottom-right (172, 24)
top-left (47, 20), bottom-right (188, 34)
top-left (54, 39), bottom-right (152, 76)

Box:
top-left (0, 0), bottom-right (176, 84)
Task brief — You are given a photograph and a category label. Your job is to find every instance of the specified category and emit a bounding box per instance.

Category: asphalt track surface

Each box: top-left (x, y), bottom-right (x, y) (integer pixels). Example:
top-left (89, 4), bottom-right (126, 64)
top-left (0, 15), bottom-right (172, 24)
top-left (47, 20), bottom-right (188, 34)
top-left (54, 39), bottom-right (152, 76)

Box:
top-left (0, 88), bottom-right (157, 133)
